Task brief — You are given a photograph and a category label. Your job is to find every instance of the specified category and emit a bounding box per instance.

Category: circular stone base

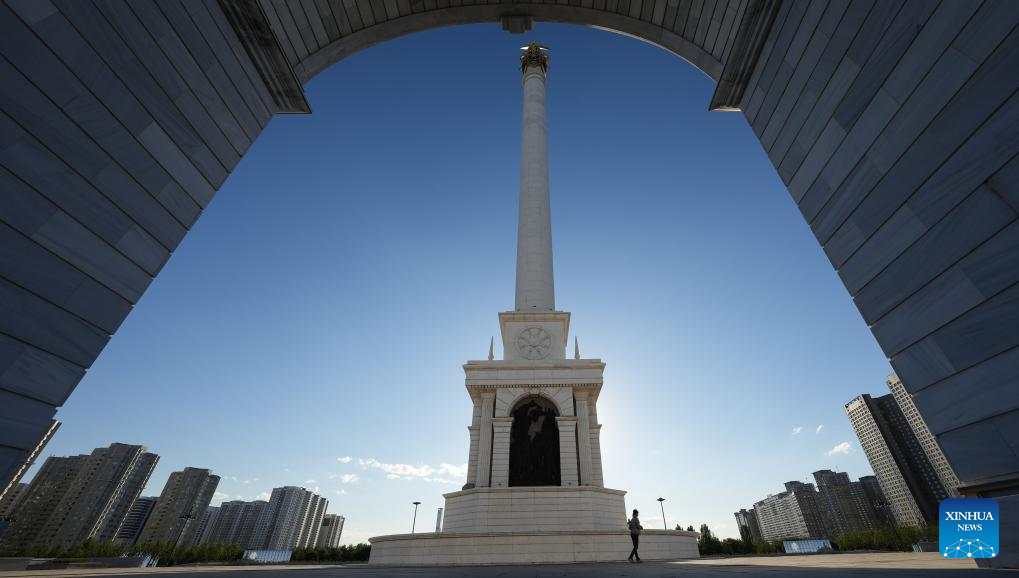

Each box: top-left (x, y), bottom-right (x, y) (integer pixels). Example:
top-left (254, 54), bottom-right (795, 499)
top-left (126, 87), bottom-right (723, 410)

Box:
top-left (368, 529), bottom-right (699, 565)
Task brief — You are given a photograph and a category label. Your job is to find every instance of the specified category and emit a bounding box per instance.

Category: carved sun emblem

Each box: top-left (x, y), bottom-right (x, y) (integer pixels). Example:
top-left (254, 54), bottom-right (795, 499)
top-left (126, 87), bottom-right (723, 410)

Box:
top-left (516, 327), bottom-right (552, 360)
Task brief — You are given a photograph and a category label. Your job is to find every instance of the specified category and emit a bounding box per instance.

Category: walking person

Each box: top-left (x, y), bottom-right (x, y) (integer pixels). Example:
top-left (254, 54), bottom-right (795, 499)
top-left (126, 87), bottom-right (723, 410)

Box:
top-left (628, 509), bottom-right (643, 562)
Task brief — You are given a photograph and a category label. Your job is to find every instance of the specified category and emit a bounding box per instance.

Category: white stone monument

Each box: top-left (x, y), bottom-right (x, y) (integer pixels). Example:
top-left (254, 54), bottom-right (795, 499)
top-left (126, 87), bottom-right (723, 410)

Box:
top-left (369, 44), bottom-right (699, 565)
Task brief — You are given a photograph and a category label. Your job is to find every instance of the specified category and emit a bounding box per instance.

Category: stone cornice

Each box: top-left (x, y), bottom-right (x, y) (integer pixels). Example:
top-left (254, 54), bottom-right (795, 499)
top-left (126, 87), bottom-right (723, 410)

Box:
top-left (217, 0), bottom-right (311, 114)
top-left (708, 0), bottom-right (783, 111)
top-left (464, 360), bottom-right (605, 370)
top-left (441, 485), bottom-right (626, 499)
top-left (466, 383), bottom-right (602, 390)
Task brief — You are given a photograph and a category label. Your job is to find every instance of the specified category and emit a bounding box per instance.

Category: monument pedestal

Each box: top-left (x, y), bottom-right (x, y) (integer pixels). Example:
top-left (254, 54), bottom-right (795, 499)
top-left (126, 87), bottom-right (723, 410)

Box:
top-left (368, 529), bottom-right (699, 565)
top-left (369, 486), bottom-right (700, 565)
top-left (442, 486), bottom-right (627, 533)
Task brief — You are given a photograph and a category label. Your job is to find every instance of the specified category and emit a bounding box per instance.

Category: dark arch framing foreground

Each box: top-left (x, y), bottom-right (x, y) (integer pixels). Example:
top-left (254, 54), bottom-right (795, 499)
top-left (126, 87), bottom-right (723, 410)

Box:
top-left (0, 0), bottom-right (1017, 567)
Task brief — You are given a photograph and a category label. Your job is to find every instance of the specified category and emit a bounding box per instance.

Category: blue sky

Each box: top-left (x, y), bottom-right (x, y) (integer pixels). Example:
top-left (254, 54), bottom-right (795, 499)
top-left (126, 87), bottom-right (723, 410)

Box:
top-left (29, 22), bottom-right (894, 543)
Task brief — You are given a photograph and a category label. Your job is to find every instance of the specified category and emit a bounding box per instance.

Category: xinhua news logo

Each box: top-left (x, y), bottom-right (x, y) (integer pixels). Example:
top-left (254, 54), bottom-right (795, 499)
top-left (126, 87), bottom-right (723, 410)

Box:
top-left (940, 498), bottom-right (999, 559)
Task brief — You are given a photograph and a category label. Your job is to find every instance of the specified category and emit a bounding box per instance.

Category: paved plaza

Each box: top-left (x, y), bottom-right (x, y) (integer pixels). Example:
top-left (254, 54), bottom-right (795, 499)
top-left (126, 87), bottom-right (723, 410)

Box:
top-left (0, 553), bottom-right (995, 577)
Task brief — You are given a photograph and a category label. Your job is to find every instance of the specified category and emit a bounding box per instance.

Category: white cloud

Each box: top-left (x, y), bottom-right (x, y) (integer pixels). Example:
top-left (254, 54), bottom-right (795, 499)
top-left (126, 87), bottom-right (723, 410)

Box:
top-left (826, 441), bottom-right (851, 456)
top-left (816, 425), bottom-right (824, 434)
top-left (305, 479), bottom-right (317, 484)
top-left (359, 458), bottom-right (468, 482)
top-left (360, 458), bottom-right (433, 478)
top-left (424, 477), bottom-right (460, 485)
top-left (791, 426), bottom-right (803, 435)
top-left (335, 489), bottom-right (347, 496)
top-left (255, 491), bottom-right (271, 501)
top-left (337, 456), bottom-right (352, 464)
top-left (438, 463), bottom-right (468, 478)
top-left (339, 474), bottom-right (360, 484)
top-left (212, 491), bottom-right (230, 502)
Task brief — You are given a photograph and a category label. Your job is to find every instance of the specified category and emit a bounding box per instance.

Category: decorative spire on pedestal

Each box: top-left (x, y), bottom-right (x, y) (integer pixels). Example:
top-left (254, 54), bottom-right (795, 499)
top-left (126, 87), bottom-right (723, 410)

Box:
top-left (574, 337), bottom-right (580, 360)
top-left (488, 337), bottom-right (495, 361)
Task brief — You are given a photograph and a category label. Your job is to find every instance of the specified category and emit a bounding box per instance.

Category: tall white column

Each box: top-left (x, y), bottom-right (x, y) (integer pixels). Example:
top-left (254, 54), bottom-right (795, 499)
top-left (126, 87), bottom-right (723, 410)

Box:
top-left (556, 416), bottom-right (579, 486)
top-left (575, 393), bottom-right (593, 485)
top-left (465, 425), bottom-right (480, 487)
top-left (490, 417), bottom-right (513, 487)
top-left (476, 393), bottom-right (495, 487)
top-left (589, 424), bottom-right (604, 487)
top-left (515, 45), bottom-right (555, 312)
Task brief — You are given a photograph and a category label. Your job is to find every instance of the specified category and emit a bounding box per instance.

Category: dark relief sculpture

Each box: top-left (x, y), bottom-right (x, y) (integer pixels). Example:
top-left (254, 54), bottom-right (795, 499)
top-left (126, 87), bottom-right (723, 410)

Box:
top-left (509, 397), bottom-right (561, 487)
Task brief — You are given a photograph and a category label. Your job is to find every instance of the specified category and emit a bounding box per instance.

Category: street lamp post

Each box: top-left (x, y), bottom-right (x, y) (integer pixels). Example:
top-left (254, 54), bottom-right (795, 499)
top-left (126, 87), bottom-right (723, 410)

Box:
top-left (657, 497), bottom-right (667, 530)
top-left (412, 501), bottom-right (421, 533)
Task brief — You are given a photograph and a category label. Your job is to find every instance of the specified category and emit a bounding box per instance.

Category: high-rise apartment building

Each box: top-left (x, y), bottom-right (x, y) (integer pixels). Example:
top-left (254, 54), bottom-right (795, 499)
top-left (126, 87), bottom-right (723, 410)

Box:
top-left (250, 487), bottom-right (328, 550)
top-left (0, 443), bottom-right (158, 548)
top-left (115, 496), bottom-right (157, 546)
top-left (92, 451), bottom-right (159, 543)
top-left (203, 500), bottom-right (267, 547)
top-left (0, 420), bottom-right (59, 506)
top-left (299, 493), bottom-right (327, 548)
top-left (846, 392), bottom-right (950, 527)
top-left (0, 483), bottom-right (29, 521)
top-left (733, 508), bottom-right (762, 543)
top-left (783, 481), bottom-right (827, 537)
top-left (886, 372), bottom-right (962, 498)
top-left (137, 468), bottom-right (219, 546)
top-left (0, 455), bottom-right (85, 547)
top-left (754, 491), bottom-right (811, 541)
top-left (192, 506), bottom-right (220, 545)
top-left (753, 481), bottom-right (826, 541)
top-left (746, 470), bottom-right (905, 543)
top-left (858, 475), bottom-right (896, 527)
top-left (316, 514), bottom-right (345, 548)
top-left (812, 470), bottom-right (873, 536)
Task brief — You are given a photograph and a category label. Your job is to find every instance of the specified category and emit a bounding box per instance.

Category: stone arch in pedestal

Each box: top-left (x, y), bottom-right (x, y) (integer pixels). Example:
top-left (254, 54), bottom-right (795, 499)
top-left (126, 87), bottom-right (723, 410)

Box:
top-left (509, 395), bottom-right (562, 487)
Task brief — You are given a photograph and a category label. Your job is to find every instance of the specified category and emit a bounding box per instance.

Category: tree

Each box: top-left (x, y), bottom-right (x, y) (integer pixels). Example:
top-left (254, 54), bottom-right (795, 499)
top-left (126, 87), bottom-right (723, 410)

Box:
top-left (697, 524), bottom-right (725, 555)
top-left (831, 524), bottom-right (937, 552)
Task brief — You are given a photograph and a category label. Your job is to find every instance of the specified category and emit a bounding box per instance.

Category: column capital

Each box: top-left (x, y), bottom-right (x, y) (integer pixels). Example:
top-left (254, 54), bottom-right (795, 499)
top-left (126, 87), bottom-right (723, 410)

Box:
top-left (520, 43), bottom-right (549, 75)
